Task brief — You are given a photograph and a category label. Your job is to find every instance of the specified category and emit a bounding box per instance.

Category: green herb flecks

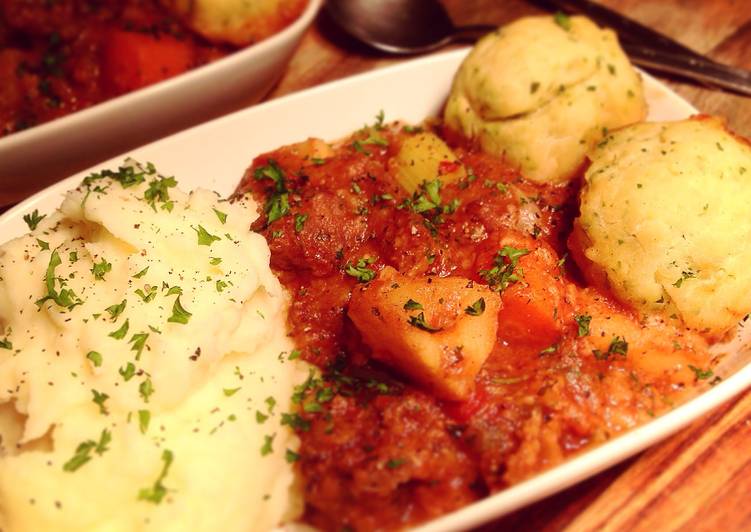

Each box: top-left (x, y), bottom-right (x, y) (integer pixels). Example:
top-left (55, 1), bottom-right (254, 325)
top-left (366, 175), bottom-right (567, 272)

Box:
top-left (193, 225), bottom-right (221, 246)
top-left (345, 256), bottom-right (377, 283)
top-left (407, 311), bottom-right (441, 332)
top-left (86, 351), bottom-right (103, 367)
top-left (109, 319), bottom-right (130, 340)
top-left (688, 364), bottom-right (714, 380)
top-left (139, 378), bottom-right (155, 403)
top-left (254, 160), bottom-right (290, 225)
top-left (144, 176), bottom-right (177, 211)
top-left (479, 246), bottom-right (530, 292)
top-left (91, 258), bottom-right (112, 280)
top-left (213, 208), bottom-right (228, 224)
top-left (465, 298), bottom-right (485, 316)
top-left (554, 11), bottom-right (572, 31)
top-left (593, 336), bottom-right (629, 361)
top-left (138, 449), bottom-right (174, 504)
top-left (138, 410), bottom-right (151, 434)
top-left (62, 429), bottom-right (111, 472)
top-left (91, 389), bottom-right (109, 415)
top-left (167, 296), bottom-right (192, 324)
top-left (403, 299), bottom-right (423, 311)
top-left (260, 434), bottom-right (275, 456)
top-left (23, 209), bottom-right (46, 230)
top-left (575, 314), bottom-right (592, 337)
top-left (35, 250), bottom-right (83, 310)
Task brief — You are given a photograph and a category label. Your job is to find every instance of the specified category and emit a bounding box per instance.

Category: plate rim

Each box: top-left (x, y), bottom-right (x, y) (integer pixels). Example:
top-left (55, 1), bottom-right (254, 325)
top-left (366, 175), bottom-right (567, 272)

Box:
top-left (4, 47), bottom-right (744, 532)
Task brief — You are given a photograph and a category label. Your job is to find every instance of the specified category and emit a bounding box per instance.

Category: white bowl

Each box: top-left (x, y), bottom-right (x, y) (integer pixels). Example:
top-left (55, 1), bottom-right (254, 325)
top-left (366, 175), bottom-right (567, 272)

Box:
top-left (3, 49), bottom-right (749, 531)
top-left (0, 0), bottom-right (322, 206)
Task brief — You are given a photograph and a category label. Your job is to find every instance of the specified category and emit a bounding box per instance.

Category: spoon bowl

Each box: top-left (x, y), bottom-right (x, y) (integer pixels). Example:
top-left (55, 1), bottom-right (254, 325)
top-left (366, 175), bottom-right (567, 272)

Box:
top-left (324, 0), bottom-right (495, 55)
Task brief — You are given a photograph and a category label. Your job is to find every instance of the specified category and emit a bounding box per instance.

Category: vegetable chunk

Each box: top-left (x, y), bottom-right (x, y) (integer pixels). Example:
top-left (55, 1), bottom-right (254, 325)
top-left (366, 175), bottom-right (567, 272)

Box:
top-left (394, 131), bottom-right (467, 193)
top-left (348, 267), bottom-right (500, 400)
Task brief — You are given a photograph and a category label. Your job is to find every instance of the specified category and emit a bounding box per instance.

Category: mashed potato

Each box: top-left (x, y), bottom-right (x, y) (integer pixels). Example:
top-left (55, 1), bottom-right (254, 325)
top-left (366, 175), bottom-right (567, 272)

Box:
top-left (572, 117), bottom-right (751, 336)
top-left (160, 0), bottom-right (307, 45)
top-left (444, 14), bottom-right (647, 184)
top-left (0, 160), bottom-right (307, 531)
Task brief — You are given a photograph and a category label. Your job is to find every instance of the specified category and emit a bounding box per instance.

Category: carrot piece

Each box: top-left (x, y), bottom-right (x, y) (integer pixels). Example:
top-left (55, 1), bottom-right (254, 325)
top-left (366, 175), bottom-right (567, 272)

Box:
top-left (102, 29), bottom-right (195, 94)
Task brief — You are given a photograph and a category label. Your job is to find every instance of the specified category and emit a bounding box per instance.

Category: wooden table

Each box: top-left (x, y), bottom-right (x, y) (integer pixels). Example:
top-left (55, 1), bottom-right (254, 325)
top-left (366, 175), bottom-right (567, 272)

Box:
top-left (266, 1), bottom-right (751, 530)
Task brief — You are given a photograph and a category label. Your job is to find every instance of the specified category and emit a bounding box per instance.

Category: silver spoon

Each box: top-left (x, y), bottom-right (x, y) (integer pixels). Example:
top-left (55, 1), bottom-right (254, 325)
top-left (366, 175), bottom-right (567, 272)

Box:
top-left (324, 0), bottom-right (751, 96)
top-left (324, 0), bottom-right (495, 55)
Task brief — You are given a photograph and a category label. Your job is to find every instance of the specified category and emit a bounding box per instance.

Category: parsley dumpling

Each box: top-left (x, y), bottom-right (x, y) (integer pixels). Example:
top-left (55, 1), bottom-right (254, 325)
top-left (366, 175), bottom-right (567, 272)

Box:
top-left (570, 116), bottom-right (751, 337)
top-left (444, 15), bottom-right (647, 184)
top-left (160, 0), bottom-right (307, 45)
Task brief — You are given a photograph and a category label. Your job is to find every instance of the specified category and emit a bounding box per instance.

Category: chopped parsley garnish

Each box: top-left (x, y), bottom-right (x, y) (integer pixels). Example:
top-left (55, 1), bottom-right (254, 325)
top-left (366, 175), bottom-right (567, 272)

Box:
top-left (465, 298), bottom-right (485, 316)
top-left (216, 280), bottom-right (228, 292)
top-left (36, 239), bottom-right (50, 250)
top-left (673, 270), bottom-right (696, 288)
top-left (223, 387), bottom-right (241, 397)
top-left (23, 209), bottom-right (46, 230)
top-left (119, 362), bottom-right (136, 381)
top-left (167, 296), bottom-right (192, 324)
top-left (539, 344), bottom-right (557, 356)
top-left (129, 332), bottom-right (149, 360)
top-left (133, 267), bottom-right (149, 279)
top-left (386, 458), bottom-right (406, 469)
top-left (345, 256), bottom-right (377, 283)
top-left (407, 312), bottom-right (441, 332)
top-left (193, 225), bottom-right (221, 246)
top-left (288, 349), bottom-right (301, 360)
top-left (574, 314), bottom-right (592, 337)
top-left (593, 336), bottom-right (629, 360)
top-left (0, 338), bottom-right (12, 350)
top-left (165, 285), bottom-right (183, 296)
top-left (91, 258), bottom-right (112, 280)
top-left (91, 389), bottom-right (109, 415)
top-left (62, 429), bottom-right (111, 472)
top-left (138, 410), bottom-right (151, 434)
top-left (554, 11), bottom-right (572, 31)
top-left (281, 412), bottom-right (310, 432)
top-left (109, 319), bottom-right (130, 340)
top-left (256, 410), bottom-right (269, 423)
top-left (260, 434), bottom-right (275, 456)
top-left (265, 396), bottom-right (276, 414)
top-left (254, 160), bottom-right (290, 225)
top-left (403, 299), bottom-right (423, 311)
top-left (105, 299), bottom-right (127, 320)
top-left (86, 351), bottom-right (103, 367)
top-left (69, 251), bottom-right (78, 263)
top-left (294, 213), bottom-right (308, 233)
top-left (479, 246), bottom-right (530, 292)
top-left (135, 286), bottom-right (157, 303)
top-left (139, 378), bottom-right (155, 403)
top-left (285, 449), bottom-right (300, 463)
top-left (688, 364), bottom-right (714, 380)
top-left (144, 176), bottom-right (177, 211)
top-left (213, 208), bottom-right (228, 224)
top-left (209, 257), bottom-right (222, 266)
top-left (138, 449), bottom-right (173, 504)
top-left (373, 109), bottom-right (385, 130)
top-left (36, 250), bottom-right (83, 310)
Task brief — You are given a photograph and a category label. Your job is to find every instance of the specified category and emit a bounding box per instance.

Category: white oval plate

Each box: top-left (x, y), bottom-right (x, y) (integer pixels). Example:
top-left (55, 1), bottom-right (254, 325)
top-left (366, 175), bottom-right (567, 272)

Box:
top-left (3, 49), bottom-right (749, 531)
top-left (0, 0), bottom-right (322, 206)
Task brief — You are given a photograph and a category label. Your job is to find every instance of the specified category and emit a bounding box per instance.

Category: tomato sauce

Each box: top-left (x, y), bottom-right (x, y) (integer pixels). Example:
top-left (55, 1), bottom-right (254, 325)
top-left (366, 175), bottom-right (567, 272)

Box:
top-left (0, 0), bottom-right (231, 137)
top-left (236, 121), bottom-right (714, 531)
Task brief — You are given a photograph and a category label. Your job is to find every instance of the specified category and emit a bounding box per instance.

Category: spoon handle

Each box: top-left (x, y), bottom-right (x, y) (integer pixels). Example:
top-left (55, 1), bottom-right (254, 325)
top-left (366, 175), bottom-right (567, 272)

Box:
top-left (450, 24), bottom-right (497, 43)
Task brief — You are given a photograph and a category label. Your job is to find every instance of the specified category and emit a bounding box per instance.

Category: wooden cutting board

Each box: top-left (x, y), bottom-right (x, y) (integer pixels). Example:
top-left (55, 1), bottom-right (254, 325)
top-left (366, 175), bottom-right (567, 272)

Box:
top-left (268, 1), bottom-right (751, 529)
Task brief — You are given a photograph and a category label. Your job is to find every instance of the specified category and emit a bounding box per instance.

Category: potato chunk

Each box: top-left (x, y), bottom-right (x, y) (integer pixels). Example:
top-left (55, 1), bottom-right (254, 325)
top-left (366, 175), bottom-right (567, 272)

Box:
top-left (393, 132), bottom-right (467, 193)
top-left (348, 267), bottom-right (500, 400)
